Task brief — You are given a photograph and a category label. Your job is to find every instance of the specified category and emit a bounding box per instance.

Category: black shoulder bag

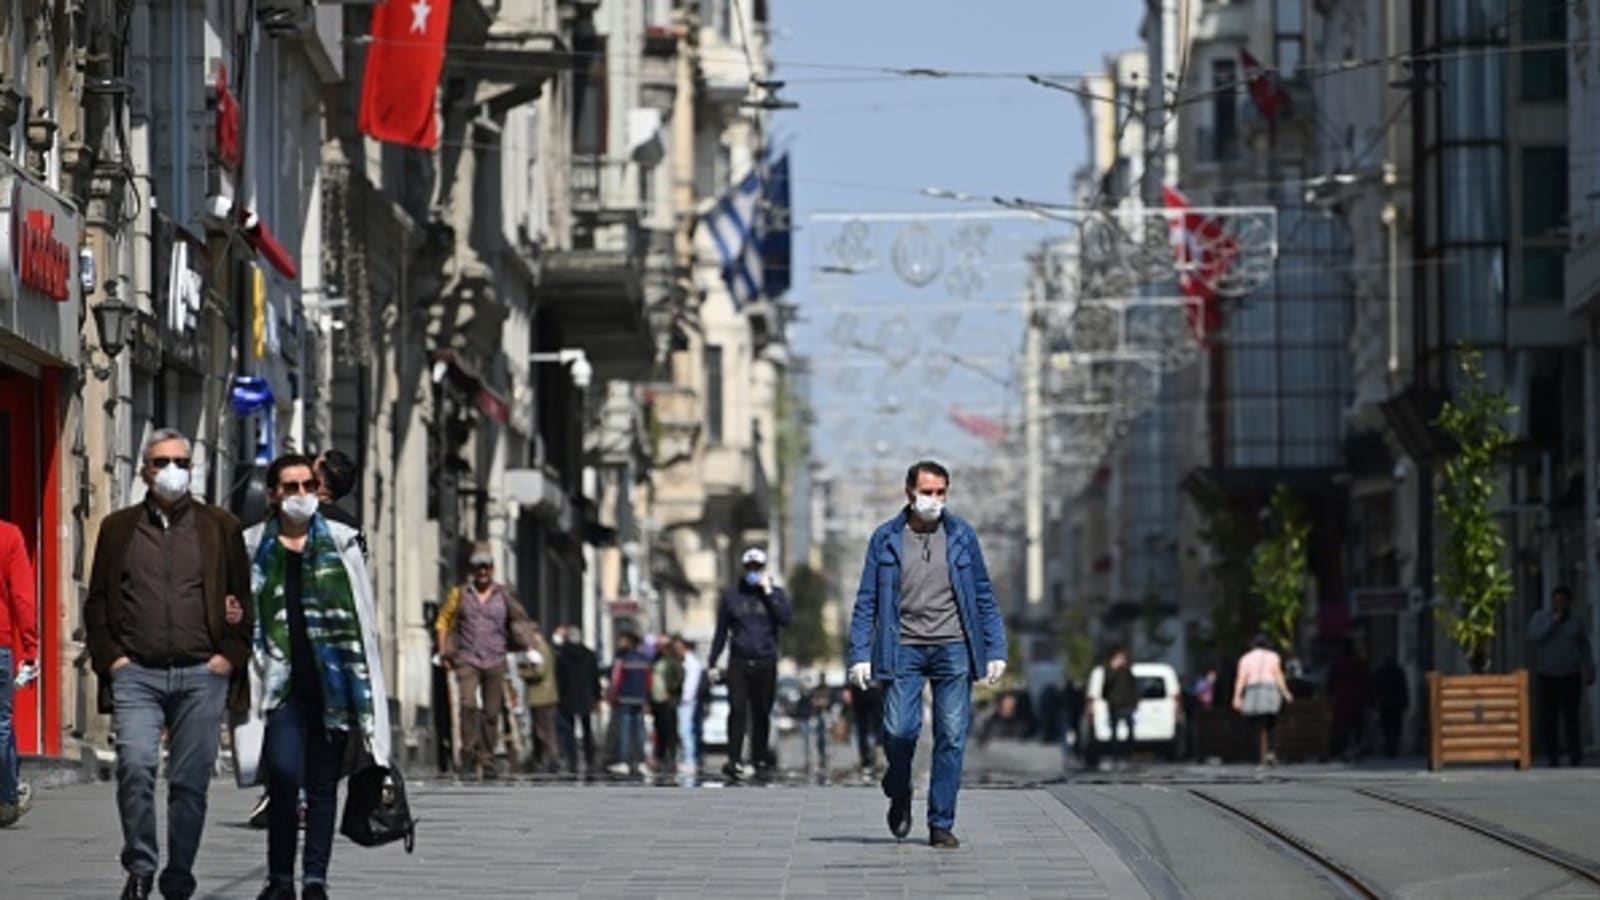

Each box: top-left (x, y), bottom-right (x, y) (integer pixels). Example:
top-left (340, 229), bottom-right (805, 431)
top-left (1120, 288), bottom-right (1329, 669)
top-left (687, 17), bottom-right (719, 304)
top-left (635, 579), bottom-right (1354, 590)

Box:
top-left (340, 759), bottom-right (418, 853)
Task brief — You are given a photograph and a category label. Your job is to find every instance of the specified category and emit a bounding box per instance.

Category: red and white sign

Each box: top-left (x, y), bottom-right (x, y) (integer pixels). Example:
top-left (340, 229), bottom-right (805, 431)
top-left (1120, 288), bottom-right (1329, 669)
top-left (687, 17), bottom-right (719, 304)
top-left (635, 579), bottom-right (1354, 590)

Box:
top-left (17, 208), bottom-right (70, 301)
top-left (0, 167), bottom-right (83, 365)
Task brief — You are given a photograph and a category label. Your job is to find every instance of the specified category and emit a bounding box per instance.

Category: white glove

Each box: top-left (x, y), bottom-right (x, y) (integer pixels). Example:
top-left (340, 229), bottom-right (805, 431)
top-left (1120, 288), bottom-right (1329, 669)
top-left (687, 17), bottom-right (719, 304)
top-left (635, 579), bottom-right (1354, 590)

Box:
top-left (848, 663), bottom-right (873, 690)
top-left (524, 649), bottom-right (544, 667)
top-left (985, 660), bottom-right (1006, 686)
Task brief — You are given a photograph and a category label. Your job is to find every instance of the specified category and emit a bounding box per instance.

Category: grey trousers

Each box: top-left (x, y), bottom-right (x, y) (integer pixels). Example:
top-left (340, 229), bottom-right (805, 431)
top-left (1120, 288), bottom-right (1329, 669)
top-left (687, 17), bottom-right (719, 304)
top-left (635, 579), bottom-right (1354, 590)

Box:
top-left (112, 661), bottom-right (229, 898)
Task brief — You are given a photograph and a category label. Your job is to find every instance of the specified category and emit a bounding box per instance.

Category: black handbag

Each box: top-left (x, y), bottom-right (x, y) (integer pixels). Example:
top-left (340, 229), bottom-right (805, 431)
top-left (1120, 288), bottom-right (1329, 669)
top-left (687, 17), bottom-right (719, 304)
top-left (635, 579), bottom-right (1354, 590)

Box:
top-left (340, 761), bottom-right (417, 853)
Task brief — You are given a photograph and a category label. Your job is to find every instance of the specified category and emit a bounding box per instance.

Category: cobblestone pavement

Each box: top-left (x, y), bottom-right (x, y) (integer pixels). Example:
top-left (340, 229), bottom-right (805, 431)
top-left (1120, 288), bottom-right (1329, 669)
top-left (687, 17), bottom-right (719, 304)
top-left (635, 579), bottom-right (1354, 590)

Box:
top-left (0, 775), bottom-right (1148, 899)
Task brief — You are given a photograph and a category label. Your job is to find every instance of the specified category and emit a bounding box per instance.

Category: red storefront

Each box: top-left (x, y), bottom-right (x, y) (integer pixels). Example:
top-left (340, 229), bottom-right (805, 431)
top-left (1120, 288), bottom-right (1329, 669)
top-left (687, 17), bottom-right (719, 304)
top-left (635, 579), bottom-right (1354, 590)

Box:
top-left (0, 161), bottom-right (82, 757)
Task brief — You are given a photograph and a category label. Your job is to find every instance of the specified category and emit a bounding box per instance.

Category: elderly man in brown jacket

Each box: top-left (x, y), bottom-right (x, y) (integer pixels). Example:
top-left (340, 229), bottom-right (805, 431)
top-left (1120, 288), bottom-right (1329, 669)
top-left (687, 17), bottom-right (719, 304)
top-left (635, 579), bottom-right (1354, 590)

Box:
top-left (84, 429), bottom-right (252, 900)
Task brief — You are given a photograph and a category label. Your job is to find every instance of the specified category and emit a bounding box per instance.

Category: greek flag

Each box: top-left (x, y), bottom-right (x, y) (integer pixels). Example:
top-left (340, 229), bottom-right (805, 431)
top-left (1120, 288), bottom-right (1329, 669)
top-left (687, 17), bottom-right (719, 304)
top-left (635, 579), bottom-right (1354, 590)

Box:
top-left (703, 168), bottom-right (764, 309)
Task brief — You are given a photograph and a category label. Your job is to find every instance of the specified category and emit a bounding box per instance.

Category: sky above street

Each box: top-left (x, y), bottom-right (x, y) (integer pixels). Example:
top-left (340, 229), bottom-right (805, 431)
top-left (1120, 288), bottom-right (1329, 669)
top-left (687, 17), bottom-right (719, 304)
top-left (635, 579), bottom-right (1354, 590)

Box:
top-left (771, 1), bottom-right (1144, 486)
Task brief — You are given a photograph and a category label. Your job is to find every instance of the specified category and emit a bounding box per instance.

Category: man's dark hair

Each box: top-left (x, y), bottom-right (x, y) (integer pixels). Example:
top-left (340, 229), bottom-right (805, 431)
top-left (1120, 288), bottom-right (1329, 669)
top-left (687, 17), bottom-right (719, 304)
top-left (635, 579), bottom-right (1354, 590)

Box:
top-left (266, 453), bottom-right (316, 490)
top-left (317, 449), bottom-right (359, 501)
top-left (1553, 585), bottom-right (1572, 600)
top-left (904, 459), bottom-right (951, 491)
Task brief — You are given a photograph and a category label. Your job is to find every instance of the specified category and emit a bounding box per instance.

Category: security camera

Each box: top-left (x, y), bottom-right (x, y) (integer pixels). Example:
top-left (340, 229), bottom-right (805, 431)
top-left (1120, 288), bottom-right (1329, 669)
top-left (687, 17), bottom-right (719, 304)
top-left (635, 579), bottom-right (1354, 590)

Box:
top-left (570, 355), bottom-right (593, 390)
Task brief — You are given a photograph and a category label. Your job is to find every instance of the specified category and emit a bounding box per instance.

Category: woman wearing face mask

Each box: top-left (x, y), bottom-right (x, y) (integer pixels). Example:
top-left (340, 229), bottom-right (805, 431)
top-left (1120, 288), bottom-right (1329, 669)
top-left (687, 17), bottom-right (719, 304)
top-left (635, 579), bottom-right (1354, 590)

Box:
top-left (241, 454), bottom-right (389, 900)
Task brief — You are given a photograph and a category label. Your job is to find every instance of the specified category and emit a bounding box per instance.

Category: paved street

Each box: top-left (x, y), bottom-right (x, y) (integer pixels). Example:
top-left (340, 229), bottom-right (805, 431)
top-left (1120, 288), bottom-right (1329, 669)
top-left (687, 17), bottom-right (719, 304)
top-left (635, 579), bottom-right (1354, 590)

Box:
top-left (10, 735), bottom-right (1600, 899)
top-left (0, 774), bottom-right (1146, 899)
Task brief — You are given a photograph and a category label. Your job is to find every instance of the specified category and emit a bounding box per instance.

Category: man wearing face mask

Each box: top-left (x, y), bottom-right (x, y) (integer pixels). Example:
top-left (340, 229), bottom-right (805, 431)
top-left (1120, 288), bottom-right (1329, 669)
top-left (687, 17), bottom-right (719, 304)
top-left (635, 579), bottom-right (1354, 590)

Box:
top-left (85, 429), bottom-right (253, 900)
top-left (707, 547), bottom-right (792, 782)
top-left (848, 460), bottom-right (1007, 849)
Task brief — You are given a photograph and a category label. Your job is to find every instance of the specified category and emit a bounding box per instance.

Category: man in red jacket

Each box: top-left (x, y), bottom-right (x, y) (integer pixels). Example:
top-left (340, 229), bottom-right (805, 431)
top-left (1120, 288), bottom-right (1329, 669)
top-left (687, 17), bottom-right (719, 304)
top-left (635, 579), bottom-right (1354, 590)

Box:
top-left (0, 516), bottom-right (38, 828)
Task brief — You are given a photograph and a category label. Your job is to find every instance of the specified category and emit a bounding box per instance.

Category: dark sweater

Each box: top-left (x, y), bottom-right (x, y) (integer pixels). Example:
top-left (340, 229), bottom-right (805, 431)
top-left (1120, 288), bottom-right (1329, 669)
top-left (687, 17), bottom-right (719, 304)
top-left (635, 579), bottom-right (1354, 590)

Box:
top-left (710, 580), bottom-right (793, 666)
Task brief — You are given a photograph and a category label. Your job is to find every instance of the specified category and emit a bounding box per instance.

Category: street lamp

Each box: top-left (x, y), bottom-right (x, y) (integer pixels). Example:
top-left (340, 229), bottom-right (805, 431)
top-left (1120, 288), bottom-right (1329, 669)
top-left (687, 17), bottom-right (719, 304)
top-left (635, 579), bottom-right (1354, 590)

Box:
top-left (530, 348), bottom-right (592, 390)
top-left (83, 290), bottom-right (137, 381)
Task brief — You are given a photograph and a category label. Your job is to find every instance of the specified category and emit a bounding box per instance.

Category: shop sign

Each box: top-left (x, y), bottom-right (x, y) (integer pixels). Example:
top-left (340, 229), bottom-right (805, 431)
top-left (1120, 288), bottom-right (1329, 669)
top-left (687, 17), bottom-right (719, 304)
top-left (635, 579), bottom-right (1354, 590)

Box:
top-left (0, 168), bottom-right (81, 365)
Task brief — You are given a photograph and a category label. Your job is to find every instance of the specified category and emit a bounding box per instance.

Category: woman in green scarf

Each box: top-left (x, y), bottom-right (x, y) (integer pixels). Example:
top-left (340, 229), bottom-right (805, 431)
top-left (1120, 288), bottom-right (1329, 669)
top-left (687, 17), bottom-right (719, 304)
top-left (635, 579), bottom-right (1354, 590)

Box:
top-left (240, 454), bottom-right (390, 900)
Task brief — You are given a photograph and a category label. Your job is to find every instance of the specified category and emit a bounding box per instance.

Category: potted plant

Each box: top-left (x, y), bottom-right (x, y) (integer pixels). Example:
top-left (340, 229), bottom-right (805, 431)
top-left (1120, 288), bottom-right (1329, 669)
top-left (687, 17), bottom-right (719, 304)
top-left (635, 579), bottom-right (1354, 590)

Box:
top-left (1427, 345), bottom-right (1530, 770)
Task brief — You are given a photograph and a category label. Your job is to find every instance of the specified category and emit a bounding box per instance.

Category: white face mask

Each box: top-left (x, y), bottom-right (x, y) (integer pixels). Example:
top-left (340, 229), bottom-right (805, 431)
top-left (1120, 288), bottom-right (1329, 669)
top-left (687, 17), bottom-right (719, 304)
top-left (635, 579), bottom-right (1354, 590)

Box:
top-left (280, 493), bottom-right (319, 525)
top-left (151, 464), bottom-right (191, 503)
top-left (912, 492), bottom-right (945, 523)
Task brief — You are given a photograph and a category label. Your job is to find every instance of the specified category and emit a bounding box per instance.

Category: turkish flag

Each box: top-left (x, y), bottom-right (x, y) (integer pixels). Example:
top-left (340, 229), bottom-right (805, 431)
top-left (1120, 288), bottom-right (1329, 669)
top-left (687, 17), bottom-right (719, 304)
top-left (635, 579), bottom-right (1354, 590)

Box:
top-left (1162, 185), bottom-right (1238, 341)
top-left (359, 0), bottom-right (453, 149)
top-left (1239, 49), bottom-right (1291, 122)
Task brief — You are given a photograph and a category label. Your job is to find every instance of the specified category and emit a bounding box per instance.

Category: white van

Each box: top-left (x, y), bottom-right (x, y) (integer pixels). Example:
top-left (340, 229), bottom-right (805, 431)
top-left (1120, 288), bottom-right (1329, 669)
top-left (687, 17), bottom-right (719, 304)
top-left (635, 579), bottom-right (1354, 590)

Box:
top-left (1081, 662), bottom-right (1183, 765)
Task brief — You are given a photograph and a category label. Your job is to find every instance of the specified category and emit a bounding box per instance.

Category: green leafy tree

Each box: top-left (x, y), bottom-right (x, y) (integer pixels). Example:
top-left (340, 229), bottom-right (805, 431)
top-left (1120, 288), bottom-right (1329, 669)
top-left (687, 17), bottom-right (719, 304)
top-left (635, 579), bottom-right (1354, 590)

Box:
top-left (781, 564), bottom-right (833, 666)
top-left (1190, 484), bottom-right (1261, 657)
top-left (1250, 484), bottom-right (1310, 655)
top-left (1059, 606), bottom-right (1095, 681)
top-left (1433, 344), bottom-right (1516, 672)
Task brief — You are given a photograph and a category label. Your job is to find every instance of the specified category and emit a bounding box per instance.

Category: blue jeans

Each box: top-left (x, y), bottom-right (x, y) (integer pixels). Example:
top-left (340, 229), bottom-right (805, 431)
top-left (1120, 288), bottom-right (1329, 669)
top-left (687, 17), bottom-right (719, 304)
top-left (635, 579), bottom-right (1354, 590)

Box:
top-left (112, 661), bottom-right (229, 897)
top-left (264, 690), bottom-right (348, 888)
top-left (0, 649), bottom-right (16, 805)
top-left (613, 705), bottom-right (645, 768)
top-left (881, 641), bottom-right (972, 831)
top-left (677, 702), bottom-right (698, 768)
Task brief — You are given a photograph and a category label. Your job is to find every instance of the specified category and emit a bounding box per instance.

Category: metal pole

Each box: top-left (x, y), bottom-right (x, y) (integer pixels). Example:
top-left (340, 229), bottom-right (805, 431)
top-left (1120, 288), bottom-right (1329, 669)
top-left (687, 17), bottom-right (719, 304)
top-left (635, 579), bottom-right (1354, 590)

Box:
top-left (1584, 330), bottom-right (1599, 742)
top-left (1024, 279), bottom-right (1044, 615)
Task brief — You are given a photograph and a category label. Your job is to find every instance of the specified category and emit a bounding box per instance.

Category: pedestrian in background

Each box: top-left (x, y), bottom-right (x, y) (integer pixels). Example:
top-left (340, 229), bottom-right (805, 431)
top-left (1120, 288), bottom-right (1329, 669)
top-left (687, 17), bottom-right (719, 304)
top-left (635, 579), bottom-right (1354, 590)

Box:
top-left (242, 454), bottom-right (389, 900)
top-left (675, 636), bottom-right (704, 774)
top-left (434, 544), bottom-right (539, 780)
top-left (0, 515), bottom-right (39, 828)
top-left (848, 460), bottom-right (1008, 849)
top-left (517, 618), bottom-right (561, 773)
top-left (84, 429), bottom-right (252, 900)
top-left (649, 635), bottom-right (684, 772)
top-left (1528, 586), bottom-right (1595, 767)
top-left (1372, 656), bottom-right (1408, 758)
top-left (707, 546), bottom-right (792, 782)
top-left (1103, 647), bottom-right (1140, 771)
top-left (555, 626), bottom-right (600, 774)
top-left (607, 630), bottom-right (652, 775)
top-left (1328, 638), bottom-right (1373, 761)
top-left (1233, 634), bottom-right (1293, 768)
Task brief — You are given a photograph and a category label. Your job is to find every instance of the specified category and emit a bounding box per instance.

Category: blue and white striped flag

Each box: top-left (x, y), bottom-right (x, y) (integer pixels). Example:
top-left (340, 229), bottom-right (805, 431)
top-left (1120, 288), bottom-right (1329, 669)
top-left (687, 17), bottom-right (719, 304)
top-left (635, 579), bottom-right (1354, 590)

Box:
top-left (703, 168), bottom-right (764, 308)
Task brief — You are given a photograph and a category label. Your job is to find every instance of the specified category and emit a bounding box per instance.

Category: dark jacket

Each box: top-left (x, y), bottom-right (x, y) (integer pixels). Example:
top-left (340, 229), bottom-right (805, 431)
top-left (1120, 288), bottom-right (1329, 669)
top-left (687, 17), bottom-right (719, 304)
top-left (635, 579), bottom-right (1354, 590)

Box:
top-left (848, 510), bottom-right (1009, 682)
top-left (608, 648), bottom-right (652, 706)
top-left (555, 642), bottom-right (600, 716)
top-left (1105, 665), bottom-right (1140, 716)
top-left (710, 580), bottom-right (793, 666)
top-left (84, 500), bottom-right (253, 713)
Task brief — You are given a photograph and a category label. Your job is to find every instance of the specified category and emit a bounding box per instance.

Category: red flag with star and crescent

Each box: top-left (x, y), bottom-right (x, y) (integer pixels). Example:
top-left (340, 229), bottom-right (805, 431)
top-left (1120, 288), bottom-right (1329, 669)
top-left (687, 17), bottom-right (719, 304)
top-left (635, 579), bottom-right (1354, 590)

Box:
top-left (359, 0), bottom-right (453, 149)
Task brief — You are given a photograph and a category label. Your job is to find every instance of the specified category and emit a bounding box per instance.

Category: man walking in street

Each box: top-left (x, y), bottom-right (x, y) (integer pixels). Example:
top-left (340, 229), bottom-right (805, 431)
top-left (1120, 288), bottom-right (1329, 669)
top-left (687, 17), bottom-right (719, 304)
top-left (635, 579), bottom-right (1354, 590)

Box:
top-left (1528, 586), bottom-right (1595, 767)
top-left (849, 460), bottom-right (1007, 849)
top-left (84, 429), bottom-right (253, 900)
top-left (435, 544), bottom-right (539, 779)
top-left (707, 547), bottom-right (792, 782)
top-left (555, 626), bottom-right (600, 774)
top-left (0, 515), bottom-right (38, 828)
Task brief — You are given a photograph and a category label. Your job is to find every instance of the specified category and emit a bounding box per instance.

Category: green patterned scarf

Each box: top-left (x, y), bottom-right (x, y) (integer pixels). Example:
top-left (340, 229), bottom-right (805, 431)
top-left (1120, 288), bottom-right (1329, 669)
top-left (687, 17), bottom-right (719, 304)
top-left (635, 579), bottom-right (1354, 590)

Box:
top-left (251, 514), bottom-right (375, 741)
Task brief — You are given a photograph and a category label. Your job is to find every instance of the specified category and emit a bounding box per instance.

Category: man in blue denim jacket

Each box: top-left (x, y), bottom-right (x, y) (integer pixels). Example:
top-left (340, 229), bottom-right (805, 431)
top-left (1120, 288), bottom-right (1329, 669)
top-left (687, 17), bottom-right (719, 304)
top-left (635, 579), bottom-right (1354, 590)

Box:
top-left (848, 460), bottom-right (1008, 849)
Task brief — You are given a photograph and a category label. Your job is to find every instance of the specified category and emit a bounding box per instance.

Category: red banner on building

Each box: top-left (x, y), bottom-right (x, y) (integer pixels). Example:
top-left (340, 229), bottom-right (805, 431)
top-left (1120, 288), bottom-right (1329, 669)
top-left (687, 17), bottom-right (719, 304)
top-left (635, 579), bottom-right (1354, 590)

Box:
top-left (358, 0), bottom-right (453, 149)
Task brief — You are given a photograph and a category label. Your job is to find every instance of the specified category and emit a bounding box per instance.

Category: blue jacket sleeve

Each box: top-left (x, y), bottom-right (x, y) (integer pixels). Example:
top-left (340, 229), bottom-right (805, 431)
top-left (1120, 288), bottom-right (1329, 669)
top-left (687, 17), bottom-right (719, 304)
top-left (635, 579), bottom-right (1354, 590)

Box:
top-left (764, 586), bottom-right (793, 627)
top-left (847, 537), bottom-right (878, 668)
top-left (968, 531), bottom-right (1008, 665)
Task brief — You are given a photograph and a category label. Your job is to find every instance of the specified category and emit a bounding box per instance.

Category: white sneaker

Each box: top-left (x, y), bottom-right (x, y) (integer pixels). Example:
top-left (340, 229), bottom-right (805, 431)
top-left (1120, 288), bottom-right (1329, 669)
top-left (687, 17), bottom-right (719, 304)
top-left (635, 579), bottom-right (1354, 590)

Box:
top-left (607, 763), bottom-right (630, 775)
top-left (16, 783), bottom-right (30, 814)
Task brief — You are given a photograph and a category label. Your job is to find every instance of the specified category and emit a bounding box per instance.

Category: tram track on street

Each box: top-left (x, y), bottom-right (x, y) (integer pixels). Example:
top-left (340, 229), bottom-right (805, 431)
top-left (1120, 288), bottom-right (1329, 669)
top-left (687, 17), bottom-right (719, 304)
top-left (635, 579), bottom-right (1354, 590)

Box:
top-left (1187, 788), bottom-right (1386, 900)
top-left (1353, 787), bottom-right (1600, 889)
